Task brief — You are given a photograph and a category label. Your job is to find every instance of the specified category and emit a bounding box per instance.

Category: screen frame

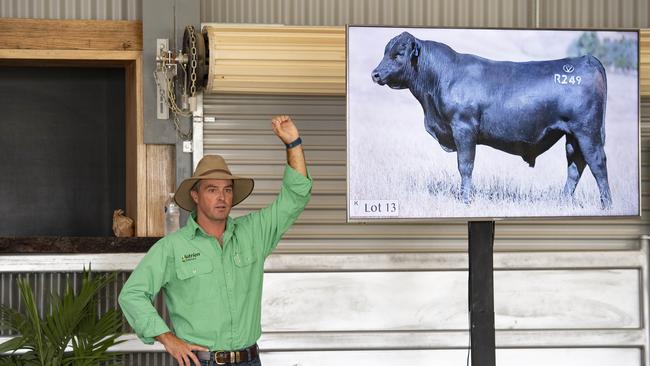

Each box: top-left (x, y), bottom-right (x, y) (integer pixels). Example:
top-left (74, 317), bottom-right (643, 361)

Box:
top-left (346, 24), bottom-right (642, 223)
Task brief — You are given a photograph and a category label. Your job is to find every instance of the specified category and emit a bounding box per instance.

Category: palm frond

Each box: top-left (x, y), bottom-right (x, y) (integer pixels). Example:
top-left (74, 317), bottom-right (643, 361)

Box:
top-left (0, 336), bottom-right (28, 354)
top-left (0, 305), bottom-right (26, 334)
top-left (0, 268), bottom-right (124, 366)
top-left (15, 279), bottom-right (46, 366)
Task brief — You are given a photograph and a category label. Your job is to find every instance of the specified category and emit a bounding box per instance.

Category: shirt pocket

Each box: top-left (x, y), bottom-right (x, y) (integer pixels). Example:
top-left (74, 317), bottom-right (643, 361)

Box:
top-left (232, 244), bottom-right (257, 268)
top-left (174, 260), bottom-right (217, 304)
top-left (232, 244), bottom-right (259, 295)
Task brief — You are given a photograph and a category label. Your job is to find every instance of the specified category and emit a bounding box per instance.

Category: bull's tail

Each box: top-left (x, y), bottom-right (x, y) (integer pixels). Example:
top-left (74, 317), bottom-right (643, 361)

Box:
top-left (589, 55), bottom-right (607, 144)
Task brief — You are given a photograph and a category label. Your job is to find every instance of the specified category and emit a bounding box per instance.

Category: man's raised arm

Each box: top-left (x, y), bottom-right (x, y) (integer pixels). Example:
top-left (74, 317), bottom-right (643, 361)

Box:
top-left (271, 115), bottom-right (307, 177)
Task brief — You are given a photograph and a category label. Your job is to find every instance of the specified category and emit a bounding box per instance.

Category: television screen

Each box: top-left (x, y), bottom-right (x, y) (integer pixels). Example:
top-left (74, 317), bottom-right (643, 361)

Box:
top-left (347, 26), bottom-right (640, 221)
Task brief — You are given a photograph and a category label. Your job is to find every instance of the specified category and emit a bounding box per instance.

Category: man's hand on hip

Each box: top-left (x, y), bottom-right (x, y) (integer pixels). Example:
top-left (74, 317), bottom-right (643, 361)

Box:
top-left (156, 332), bottom-right (207, 366)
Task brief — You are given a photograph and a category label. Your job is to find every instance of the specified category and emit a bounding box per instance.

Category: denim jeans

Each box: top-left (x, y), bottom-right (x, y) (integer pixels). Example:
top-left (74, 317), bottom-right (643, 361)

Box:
top-left (173, 355), bottom-right (262, 366)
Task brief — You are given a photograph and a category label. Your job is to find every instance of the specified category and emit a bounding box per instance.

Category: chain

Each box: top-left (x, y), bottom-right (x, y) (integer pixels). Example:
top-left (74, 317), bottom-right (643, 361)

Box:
top-left (172, 113), bottom-right (193, 141)
top-left (153, 70), bottom-right (193, 140)
top-left (188, 25), bottom-right (198, 96)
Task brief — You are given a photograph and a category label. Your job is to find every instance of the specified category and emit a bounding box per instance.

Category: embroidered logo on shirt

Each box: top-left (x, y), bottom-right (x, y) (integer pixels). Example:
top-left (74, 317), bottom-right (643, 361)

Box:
top-left (181, 252), bottom-right (201, 262)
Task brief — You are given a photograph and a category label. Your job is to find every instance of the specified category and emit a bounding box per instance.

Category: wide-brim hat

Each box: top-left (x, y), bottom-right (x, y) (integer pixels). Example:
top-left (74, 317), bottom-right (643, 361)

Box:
top-left (174, 155), bottom-right (255, 211)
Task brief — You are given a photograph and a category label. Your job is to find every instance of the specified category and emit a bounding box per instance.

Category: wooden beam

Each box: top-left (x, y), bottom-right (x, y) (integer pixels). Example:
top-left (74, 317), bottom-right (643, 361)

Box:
top-left (0, 49), bottom-right (141, 61)
top-left (0, 18), bottom-right (142, 51)
top-left (136, 56), bottom-right (148, 237)
top-left (146, 145), bottom-right (176, 236)
top-left (124, 55), bottom-right (148, 236)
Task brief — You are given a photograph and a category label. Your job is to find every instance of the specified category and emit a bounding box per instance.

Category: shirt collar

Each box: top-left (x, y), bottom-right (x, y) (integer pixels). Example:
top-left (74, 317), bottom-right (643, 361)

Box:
top-left (185, 211), bottom-right (234, 241)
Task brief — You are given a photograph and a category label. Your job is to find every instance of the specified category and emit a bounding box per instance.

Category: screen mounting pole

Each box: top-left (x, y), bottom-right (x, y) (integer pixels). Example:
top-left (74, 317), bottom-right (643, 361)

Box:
top-left (468, 220), bottom-right (496, 366)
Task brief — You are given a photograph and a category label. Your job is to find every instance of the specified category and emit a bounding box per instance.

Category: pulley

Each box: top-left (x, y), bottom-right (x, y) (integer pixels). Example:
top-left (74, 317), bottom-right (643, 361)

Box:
top-left (181, 26), bottom-right (208, 94)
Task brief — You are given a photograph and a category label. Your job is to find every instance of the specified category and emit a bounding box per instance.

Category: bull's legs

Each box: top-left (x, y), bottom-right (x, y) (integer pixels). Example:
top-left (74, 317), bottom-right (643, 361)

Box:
top-left (452, 122), bottom-right (477, 204)
top-left (456, 149), bottom-right (475, 203)
top-left (575, 134), bottom-right (612, 209)
top-left (562, 135), bottom-right (586, 197)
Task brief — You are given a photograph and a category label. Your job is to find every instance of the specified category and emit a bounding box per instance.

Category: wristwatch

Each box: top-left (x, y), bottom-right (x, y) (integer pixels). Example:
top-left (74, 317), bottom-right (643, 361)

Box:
top-left (285, 137), bottom-right (302, 149)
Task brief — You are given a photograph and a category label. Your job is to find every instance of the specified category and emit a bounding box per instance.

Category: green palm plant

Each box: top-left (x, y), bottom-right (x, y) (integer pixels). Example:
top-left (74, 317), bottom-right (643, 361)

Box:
top-left (0, 268), bottom-right (124, 366)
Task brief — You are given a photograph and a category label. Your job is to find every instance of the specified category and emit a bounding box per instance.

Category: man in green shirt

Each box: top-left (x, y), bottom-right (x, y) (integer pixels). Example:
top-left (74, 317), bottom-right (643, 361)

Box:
top-left (119, 115), bottom-right (311, 366)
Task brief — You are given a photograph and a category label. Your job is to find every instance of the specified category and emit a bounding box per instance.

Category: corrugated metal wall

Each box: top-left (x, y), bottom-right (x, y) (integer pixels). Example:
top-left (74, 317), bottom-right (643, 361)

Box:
top-left (0, 272), bottom-right (171, 337)
top-left (201, 0), bottom-right (535, 27)
top-left (118, 353), bottom-right (175, 365)
top-left (0, 0), bottom-right (142, 20)
top-left (201, 0), bottom-right (650, 28)
top-left (202, 94), bottom-right (355, 251)
top-left (3, 246), bottom-right (648, 365)
top-left (538, 0), bottom-right (650, 28)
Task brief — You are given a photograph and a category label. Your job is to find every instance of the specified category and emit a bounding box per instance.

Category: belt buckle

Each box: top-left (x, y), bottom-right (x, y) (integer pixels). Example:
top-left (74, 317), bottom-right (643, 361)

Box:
top-left (214, 351), bottom-right (238, 365)
top-left (214, 351), bottom-right (226, 365)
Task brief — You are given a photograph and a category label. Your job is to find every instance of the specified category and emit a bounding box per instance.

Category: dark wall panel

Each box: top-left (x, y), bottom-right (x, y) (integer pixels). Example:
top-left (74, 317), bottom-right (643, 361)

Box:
top-left (0, 67), bottom-right (126, 236)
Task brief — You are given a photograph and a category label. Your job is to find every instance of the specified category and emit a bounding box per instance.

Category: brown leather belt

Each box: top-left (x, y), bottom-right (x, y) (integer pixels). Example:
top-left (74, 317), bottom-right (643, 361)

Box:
top-left (196, 343), bottom-right (259, 365)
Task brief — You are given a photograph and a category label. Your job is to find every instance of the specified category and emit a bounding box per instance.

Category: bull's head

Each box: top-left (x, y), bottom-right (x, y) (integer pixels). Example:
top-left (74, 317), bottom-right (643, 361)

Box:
top-left (371, 32), bottom-right (421, 89)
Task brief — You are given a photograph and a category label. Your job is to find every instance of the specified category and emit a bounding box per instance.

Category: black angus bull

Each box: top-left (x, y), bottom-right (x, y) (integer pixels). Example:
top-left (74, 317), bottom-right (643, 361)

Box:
top-left (371, 32), bottom-right (612, 208)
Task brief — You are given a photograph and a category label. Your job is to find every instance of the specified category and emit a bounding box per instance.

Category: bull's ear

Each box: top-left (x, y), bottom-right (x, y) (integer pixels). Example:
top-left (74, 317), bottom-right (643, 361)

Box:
top-left (410, 41), bottom-right (420, 66)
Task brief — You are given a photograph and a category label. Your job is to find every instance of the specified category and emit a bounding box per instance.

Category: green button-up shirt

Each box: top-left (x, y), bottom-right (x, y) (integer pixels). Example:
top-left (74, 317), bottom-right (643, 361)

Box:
top-left (119, 165), bottom-right (312, 351)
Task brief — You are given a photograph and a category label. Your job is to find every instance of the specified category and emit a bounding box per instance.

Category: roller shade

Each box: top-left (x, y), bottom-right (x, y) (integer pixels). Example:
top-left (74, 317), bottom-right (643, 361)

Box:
top-left (205, 24), bottom-right (345, 95)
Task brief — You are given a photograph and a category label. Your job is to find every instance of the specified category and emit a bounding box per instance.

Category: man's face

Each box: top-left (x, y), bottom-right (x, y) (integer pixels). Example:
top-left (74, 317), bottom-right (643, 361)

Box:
top-left (190, 179), bottom-right (234, 223)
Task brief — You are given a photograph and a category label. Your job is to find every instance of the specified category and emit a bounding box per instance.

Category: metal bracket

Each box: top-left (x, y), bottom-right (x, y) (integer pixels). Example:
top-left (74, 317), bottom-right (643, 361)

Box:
top-left (192, 92), bottom-right (204, 170)
top-left (156, 38), bottom-right (170, 120)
